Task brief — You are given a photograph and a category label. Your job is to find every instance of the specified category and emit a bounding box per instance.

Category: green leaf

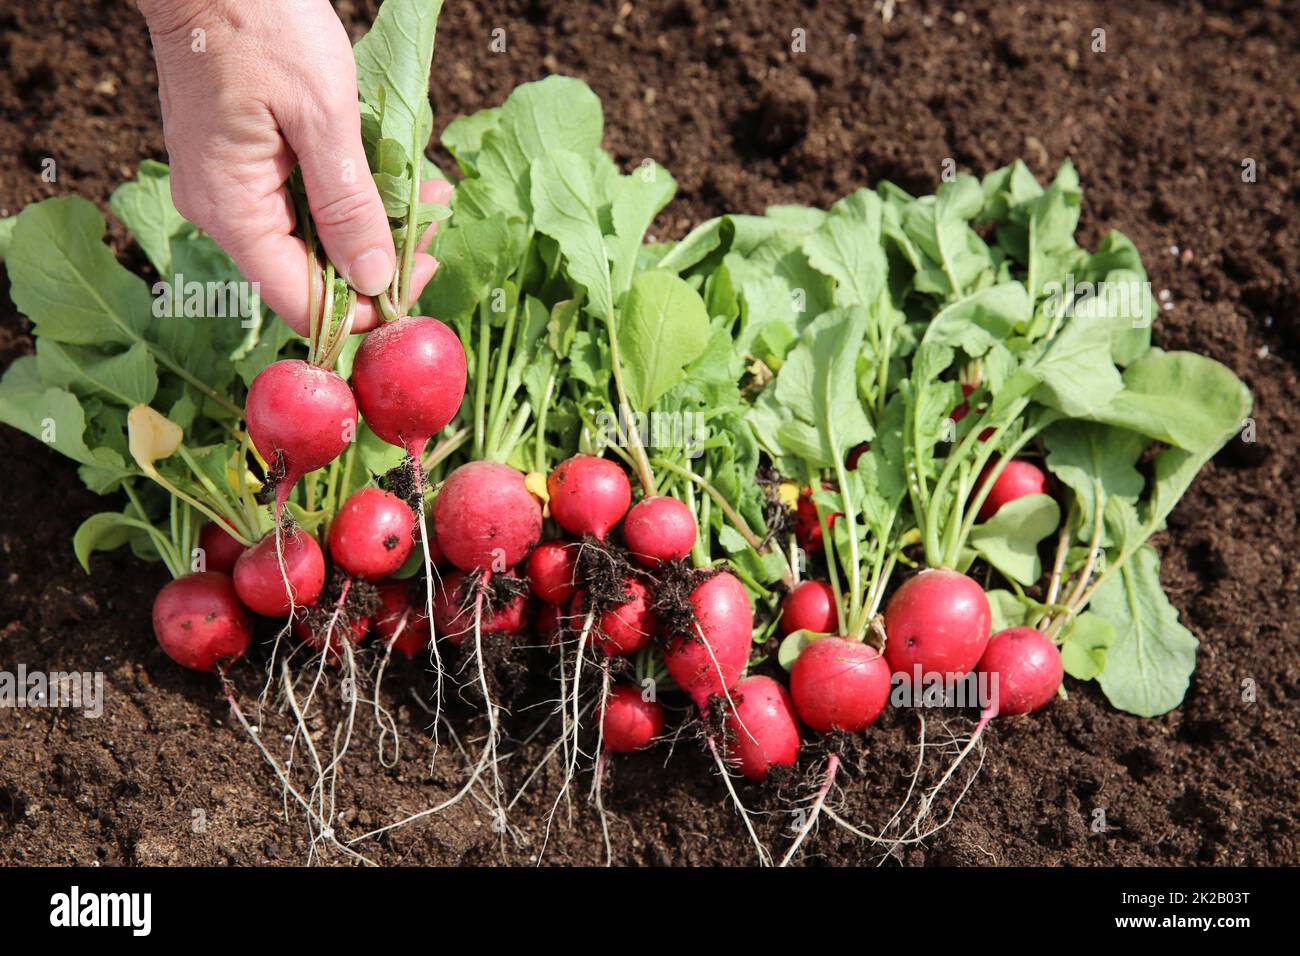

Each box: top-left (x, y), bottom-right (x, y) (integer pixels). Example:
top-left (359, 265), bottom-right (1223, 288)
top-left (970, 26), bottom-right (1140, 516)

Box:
top-left (1093, 546), bottom-right (1198, 716)
top-left (802, 187), bottom-right (887, 309)
top-left (530, 150), bottom-right (613, 321)
top-left (472, 76), bottom-right (605, 221)
top-left (986, 589), bottom-right (1034, 633)
top-left (422, 213), bottom-right (527, 320)
top-left (357, 420), bottom-right (407, 477)
top-left (1044, 421), bottom-right (1145, 535)
top-left (8, 197), bottom-right (155, 346)
top-left (617, 271), bottom-right (711, 411)
top-left (109, 159), bottom-right (187, 276)
top-left (1059, 612), bottom-right (1117, 681)
top-left (35, 340), bottom-right (158, 407)
top-left (607, 163), bottom-right (676, 297)
top-left (968, 492), bottom-right (1060, 585)
top-left (354, 0), bottom-right (442, 167)
top-left (1031, 312), bottom-right (1124, 417)
top-left (1090, 348), bottom-right (1253, 451)
top-left (73, 511), bottom-right (140, 574)
top-left (777, 630), bottom-right (823, 671)
top-left (0, 214), bottom-right (15, 263)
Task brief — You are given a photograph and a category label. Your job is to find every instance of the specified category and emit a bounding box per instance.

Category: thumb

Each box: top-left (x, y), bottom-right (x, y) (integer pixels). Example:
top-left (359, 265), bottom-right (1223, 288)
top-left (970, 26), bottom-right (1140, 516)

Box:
top-left (282, 106), bottom-right (395, 298)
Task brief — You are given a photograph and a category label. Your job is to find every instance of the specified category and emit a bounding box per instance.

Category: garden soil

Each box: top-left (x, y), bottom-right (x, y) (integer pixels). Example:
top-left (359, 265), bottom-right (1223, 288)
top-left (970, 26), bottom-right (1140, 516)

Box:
top-left (0, 0), bottom-right (1296, 866)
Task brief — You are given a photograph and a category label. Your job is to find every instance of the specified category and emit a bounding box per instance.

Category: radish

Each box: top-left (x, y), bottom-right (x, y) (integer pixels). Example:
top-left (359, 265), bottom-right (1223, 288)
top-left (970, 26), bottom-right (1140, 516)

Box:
top-left (292, 608), bottom-right (370, 657)
top-left (535, 601), bottom-right (565, 645)
top-left (245, 359), bottom-right (357, 513)
top-left (789, 636), bottom-right (891, 732)
top-left (434, 461), bottom-right (542, 572)
top-left (350, 316), bottom-right (467, 459)
top-left (373, 579), bottom-right (427, 660)
top-left (152, 571), bottom-right (252, 672)
top-left (328, 486), bottom-right (415, 580)
top-left (574, 577), bottom-right (658, 657)
top-left (430, 569), bottom-right (527, 645)
top-left (663, 571), bottom-right (753, 709)
top-left (623, 495), bottom-right (696, 567)
top-left (233, 528), bottom-right (326, 617)
top-left (725, 675), bottom-right (801, 781)
top-left (199, 520), bottom-right (246, 575)
top-left (779, 580), bottom-right (838, 635)
top-left (883, 569), bottom-right (991, 680)
top-left (906, 627), bottom-right (1063, 837)
top-left (977, 626), bottom-right (1064, 717)
top-left (794, 485), bottom-right (840, 554)
top-left (975, 459), bottom-right (1050, 522)
top-left (600, 683), bottom-right (665, 753)
top-left (527, 540), bottom-right (579, 605)
top-left (546, 455), bottom-right (631, 540)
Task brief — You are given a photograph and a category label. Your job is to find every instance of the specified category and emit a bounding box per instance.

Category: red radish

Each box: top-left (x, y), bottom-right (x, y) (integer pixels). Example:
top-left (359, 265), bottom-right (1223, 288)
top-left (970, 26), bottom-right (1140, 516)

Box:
top-left (245, 359), bottom-right (356, 512)
top-left (373, 579), bottom-right (427, 660)
top-left (601, 683), bottom-right (665, 752)
top-left (535, 601), bottom-right (565, 645)
top-left (574, 578), bottom-right (658, 657)
top-left (794, 485), bottom-right (840, 554)
top-left (725, 675), bottom-right (801, 781)
top-left (292, 609), bottom-right (370, 657)
top-left (546, 455), bottom-right (631, 541)
top-left (975, 459), bottom-right (1050, 522)
top-left (846, 442), bottom-right (871, 470)
top-left (328, 487), bottom-right (415, 580)
top-left (232, 529), bottom-right (326, 617)
top-left (779, 580), bottom-right (839, 635)
top-left (430, 570), bottom-right (527, 645)
top-left (663, 571), bottom-right (753, 709)
top-left (350, 316), bottom-right (467, 458)
top-left (434, 461), bottom-right (542, 572)
top-left (152, 572), bottom-right (251, 672)
top-left (790, 637), bottom-right (891, 732)
top-left (916, 627), bottom-right (1065, 821)
top-left (527, 541), bottom-right (579, 605)
top-left (623, 496), bottom-right (696, 567)
top-left (198, 521), bottom-right (246, 575)
top-left (977, 627), bottom-right (1064, 717)
top-left (883, 569), bottom-right (991, 680)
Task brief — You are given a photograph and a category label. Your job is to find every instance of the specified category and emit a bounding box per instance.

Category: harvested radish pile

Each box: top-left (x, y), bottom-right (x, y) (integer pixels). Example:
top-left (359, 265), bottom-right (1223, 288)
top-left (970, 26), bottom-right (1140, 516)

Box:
top-left (0, 0), bottom-right (1252, 866)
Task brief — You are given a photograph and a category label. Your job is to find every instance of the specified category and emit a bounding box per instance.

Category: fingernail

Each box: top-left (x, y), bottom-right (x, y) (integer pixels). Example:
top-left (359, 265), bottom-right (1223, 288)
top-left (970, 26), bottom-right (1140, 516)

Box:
top-left (347, 246), bottom-right (394, 297)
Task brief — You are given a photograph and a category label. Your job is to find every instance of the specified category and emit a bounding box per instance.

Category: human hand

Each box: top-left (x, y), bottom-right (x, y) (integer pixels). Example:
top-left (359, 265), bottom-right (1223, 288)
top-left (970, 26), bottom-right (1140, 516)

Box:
top-left (137, 0), bottom-right (446, 334)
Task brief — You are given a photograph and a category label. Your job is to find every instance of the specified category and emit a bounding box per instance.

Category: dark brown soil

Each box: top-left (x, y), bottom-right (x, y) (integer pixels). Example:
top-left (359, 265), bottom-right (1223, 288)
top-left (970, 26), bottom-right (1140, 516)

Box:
top-left (1, 0), bottom-right (1297, 867)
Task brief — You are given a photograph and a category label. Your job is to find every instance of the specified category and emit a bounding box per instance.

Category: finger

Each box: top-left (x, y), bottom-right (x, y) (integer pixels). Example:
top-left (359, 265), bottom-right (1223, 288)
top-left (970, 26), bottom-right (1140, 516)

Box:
top-left (349, 253), bottom-right (439, 332)
top-left (280, 102), bottom-right (396, 298)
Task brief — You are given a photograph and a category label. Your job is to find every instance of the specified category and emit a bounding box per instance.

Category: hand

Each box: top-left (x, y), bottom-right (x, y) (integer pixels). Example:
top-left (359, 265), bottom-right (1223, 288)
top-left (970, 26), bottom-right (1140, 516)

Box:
top-left (138, 0), bottom-right (446, 334)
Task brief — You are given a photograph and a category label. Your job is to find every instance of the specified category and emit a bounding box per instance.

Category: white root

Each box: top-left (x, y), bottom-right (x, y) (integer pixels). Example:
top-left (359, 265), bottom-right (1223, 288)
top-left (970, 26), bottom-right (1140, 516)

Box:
top-left (779, 753), bottom-right (840, 867)
top-left (707, 736), bottom-right (771, 867)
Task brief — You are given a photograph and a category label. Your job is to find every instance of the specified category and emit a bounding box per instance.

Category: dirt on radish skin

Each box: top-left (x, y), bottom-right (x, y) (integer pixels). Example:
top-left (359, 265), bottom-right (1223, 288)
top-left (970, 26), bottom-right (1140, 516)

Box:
top-left (724, 675), bottom-right (801, 781)
top-left (662, 571), bottom-right (753, 709)
top-left (198, 521), bottom-right (246, 575)
top-left (779, 580), bottom-right (839, 635)
top-left (977, 627), bottom-right (1064, 717)
top-left (232, 528), bottom-right (326, 617)
top-left (350, 316), bottom-right (467, 455)
top-left (429, 569), bottom-right (528, 645)
top-left (601, 684), bottom-right (665, 752)
top-left (527, 540), bottom-right (579, 605)
top-left (433, 461), bottom-right (542, 572)
top-left (546, 455), bottom-right (632, 540)
top-left (245, 359), bottom-right (356, 511)
top-left (152, 572), bottom-right (251, 672)
top-left (883, 568), bottom-right (991, 681)
top-left (623, 495), bottom-right (696, 567)
top-left (573, 577), bottom-right (658, 657)
top-left (790, 636), bottom-right (891, 732)
top-left (328, 486), bottom-right (415, 580)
